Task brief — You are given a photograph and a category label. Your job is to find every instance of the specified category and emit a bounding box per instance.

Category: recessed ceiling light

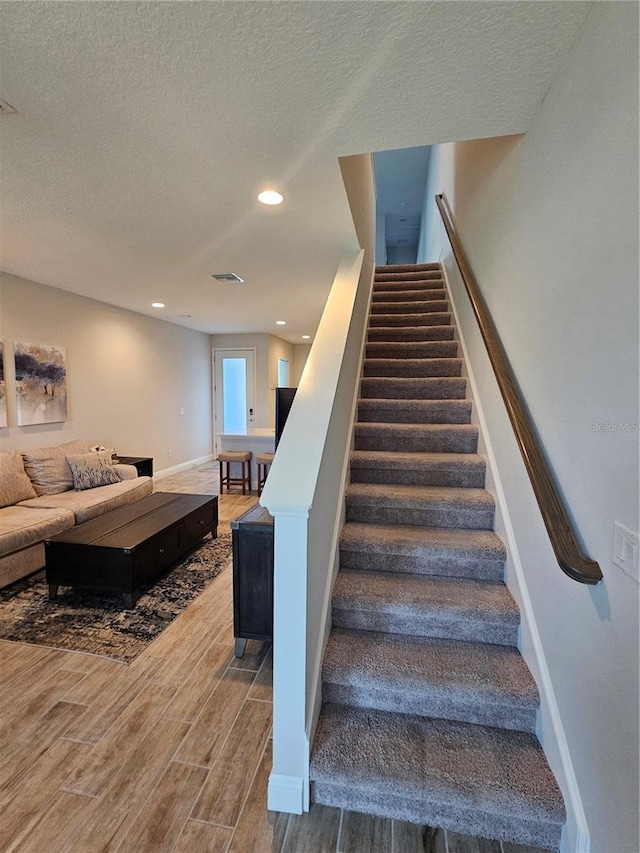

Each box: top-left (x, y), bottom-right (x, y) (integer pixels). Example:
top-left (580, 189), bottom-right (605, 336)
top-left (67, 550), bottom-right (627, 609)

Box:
top-left (302, 335), bottom-right (311, 340)
top-left (152, 302), bottom-right (165, 308)
top-left (258, 190), bottom-right (284, 206)
top-left (276, 320), bottom-right (286, 325)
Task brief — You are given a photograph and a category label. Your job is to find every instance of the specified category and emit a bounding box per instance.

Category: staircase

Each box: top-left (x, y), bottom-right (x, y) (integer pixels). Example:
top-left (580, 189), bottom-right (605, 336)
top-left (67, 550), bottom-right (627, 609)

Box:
top-left (309, 263), bottom-right (566, 850)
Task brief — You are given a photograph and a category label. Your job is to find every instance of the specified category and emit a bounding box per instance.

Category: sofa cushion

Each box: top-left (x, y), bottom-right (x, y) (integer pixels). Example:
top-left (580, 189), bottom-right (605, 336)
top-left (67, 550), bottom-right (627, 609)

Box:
top-left (18, 476), bottom-right (153, 524)
top-left (66, 452), bottom-right (121, 491)
top-left (0, 450), bottom-right (37, 508)
top-left (21, 439), bottom-right (88, 496)
top-left (113, 464), bottom-right (138, 481)
top-left (0, 505), bottom-right (75, 558)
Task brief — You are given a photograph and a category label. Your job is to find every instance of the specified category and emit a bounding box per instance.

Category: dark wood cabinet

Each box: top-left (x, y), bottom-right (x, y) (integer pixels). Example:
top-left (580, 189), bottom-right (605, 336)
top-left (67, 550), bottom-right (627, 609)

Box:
top-left (230, 503), bottom-right (274, 657)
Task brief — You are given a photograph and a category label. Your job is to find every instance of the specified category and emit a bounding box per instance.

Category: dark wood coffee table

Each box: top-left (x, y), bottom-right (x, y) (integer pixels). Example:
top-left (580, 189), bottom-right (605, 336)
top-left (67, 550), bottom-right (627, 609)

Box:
top-left (45, 492), bottom-right (218, 608)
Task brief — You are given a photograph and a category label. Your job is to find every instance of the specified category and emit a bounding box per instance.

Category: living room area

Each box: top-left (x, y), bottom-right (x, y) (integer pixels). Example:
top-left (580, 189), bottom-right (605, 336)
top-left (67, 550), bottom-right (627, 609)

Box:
top-left (0, 268), bottom-right (305, 848)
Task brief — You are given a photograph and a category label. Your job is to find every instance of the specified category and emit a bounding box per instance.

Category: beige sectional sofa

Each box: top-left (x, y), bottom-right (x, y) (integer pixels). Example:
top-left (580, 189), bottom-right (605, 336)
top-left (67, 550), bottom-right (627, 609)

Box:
top-left (0, 440), bottom-right (153, 589)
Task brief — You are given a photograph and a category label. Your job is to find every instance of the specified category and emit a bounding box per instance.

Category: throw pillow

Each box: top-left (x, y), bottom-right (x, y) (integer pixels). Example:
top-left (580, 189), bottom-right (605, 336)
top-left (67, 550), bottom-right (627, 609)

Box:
top-left (21, 439), bottom-right (88, 496)
top-left (66, 453), bottom-right (121, 491)
top-left (0, 450), bottom-right (38, 508)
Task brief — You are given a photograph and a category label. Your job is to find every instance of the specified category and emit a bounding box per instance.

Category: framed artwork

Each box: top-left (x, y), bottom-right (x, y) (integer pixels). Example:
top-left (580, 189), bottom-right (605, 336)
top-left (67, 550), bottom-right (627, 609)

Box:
top-left (0, 343), bottom-right (6, 428)
top-left (14, 342), bottom-right (68, 426)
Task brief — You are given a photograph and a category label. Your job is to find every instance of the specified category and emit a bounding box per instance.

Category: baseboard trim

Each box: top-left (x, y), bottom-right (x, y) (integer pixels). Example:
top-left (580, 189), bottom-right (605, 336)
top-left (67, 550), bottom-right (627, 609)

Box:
top-left (441, 255), bottom-right (590, 853)
top-left (153, 454), bottom-right (215, 480)
top-left (268, 773), bottom-right (305, 814)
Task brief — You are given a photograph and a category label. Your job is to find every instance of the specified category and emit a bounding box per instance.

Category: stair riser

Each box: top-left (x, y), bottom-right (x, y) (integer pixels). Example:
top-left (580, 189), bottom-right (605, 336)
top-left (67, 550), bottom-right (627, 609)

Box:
top-left (376, 263), bottom-right (441, 273)
top-left (359, 379), bottom-right (467, 400)
top-left (354, 431), bottom-right (477, 454)
top-left (365, 342), bottom-right (458, 359)
top-left (357, 401), bottom-right (471, 424)
top-left (339, 550), bottom-right (504, 581)
top-left (332, 608), bottom-right (518, 646)
top-left (375, 271), bottom-right (443, 281)
top-left (369, 313), bottom-right (451, 328)
top-left (345, 503), bottom-right (494, 530)
top-left (350, 465), bottom-right (485, 489)
top-left (363, 360), bottom-right (462, 378)
top-left (310, 783), bottom-right (561, 850)
top-left (367, 326), bottom-right (454, 342)
top-left (370, 302), bottom-right (449, 315)
top-left (372, 290), bottom-right (447, 303)
top-left (371, 278), bottom-right (447, 299)
top-left (322, 684), bottom-right (537, 734)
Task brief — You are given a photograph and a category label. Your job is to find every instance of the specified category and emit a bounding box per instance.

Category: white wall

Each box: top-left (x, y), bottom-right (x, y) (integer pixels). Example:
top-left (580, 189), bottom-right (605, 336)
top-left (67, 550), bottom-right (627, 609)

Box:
top-left (268, 335), bottom-right (294, 424)
top-left (292, 344), bottom-right (311, 386)
top-left (0, 272), bottom-right (212, 471)
top-left (419, 5), bottom-right (638, 852)
top-left (375, 213), bottom-right (387, 266)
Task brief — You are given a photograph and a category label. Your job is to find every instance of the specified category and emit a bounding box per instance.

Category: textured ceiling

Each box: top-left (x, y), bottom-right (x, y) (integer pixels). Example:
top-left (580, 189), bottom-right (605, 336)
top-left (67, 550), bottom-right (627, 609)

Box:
top-left (0, 1), bottom-right (591, 341)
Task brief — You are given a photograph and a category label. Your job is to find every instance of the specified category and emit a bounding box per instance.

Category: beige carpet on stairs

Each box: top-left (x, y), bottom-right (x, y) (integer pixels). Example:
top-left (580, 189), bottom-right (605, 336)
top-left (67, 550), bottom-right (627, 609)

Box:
top-left (309, 263), bottom-right (566, 852)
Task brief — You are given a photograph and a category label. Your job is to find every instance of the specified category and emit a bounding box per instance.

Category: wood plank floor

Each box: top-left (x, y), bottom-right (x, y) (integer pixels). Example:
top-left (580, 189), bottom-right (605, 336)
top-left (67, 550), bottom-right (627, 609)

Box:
top-left (0, 462), bottom-right (549, 853)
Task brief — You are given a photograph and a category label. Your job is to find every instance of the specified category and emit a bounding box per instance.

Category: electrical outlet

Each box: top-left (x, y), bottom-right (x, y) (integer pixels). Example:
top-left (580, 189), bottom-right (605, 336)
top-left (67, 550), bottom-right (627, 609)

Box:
top-left (179, 407), bottom-right (185, 416)
top-left (612, 521), bottom-right (639, 580)
top-left (167, 450), bottom-right (172, 458)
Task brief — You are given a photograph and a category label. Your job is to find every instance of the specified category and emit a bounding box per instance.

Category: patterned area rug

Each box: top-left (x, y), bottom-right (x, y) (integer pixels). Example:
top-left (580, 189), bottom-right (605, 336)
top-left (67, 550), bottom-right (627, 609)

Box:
top-left (0, 532), bottom-right (231, 664)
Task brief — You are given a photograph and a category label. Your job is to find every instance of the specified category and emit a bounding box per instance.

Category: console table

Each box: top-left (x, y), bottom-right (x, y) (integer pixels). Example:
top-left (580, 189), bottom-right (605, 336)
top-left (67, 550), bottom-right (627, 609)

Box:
top-left (45, 492), bottom-right (217, 608)
top-left (230, 502), bottom-right (273, 657)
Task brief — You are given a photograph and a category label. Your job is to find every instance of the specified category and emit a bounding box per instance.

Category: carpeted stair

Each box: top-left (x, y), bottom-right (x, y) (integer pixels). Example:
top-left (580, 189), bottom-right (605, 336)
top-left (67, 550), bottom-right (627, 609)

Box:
top-left (309, 262), bottom-right (566, 850)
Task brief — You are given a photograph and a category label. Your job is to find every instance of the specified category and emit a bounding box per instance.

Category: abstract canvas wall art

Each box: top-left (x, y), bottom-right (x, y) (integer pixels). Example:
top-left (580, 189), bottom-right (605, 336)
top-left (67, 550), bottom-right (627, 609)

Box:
top-left (0, 343), bottom-right (6, 428)
top-left (14, 342), bottom-right (68, 426)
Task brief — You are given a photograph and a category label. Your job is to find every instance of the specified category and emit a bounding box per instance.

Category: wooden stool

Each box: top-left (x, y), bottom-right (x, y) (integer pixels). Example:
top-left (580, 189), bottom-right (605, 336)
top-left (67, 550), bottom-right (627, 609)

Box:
top-left (218, 451), bottom-right (252, 495)
top-left (256, 452), bottom-right (275, 495)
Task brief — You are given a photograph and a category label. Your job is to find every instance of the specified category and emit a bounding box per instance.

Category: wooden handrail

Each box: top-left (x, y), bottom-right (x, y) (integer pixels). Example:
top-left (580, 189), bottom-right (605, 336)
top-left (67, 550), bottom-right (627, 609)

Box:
top-left (436, 193), bottom-right (602, 585)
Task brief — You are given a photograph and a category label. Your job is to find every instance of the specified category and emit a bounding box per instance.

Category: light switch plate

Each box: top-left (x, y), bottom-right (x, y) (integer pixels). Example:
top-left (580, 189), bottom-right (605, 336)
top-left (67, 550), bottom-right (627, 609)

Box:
top-left (612, 521), bottom-right (639, 580)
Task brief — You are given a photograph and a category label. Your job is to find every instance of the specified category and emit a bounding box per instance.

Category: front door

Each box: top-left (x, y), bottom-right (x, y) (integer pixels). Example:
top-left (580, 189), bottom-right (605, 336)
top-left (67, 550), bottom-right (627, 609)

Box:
top-left (212, 349), bottom-right (257, 455)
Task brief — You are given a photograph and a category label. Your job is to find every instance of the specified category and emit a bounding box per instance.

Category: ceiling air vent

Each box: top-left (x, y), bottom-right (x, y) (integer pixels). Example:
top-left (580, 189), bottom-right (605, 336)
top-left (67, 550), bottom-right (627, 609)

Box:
top-left (0, 99), bottom-right (18, 115)
top-left (211, 272), bottom-right (245, 283)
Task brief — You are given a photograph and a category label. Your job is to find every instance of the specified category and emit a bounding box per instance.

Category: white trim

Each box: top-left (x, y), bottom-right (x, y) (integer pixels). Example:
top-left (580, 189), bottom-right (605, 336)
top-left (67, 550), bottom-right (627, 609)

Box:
top-left (267, 773), bottom-right (304, 814)
top-left (441, 257), bottom-right (590, 853)
top-left (305, 260), bottom-right (374, 757)
top-left (153, 453), bottom-right (216, 479)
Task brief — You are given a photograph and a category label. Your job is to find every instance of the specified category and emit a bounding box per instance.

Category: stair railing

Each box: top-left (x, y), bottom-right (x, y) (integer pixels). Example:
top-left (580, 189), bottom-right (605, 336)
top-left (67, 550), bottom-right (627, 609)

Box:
top-left (436, 192), bottom-right (602, 585)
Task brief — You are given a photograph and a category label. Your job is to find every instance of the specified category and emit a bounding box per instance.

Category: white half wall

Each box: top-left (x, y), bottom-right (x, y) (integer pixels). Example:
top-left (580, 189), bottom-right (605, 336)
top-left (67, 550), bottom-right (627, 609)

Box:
top-left (0, 272), bottom-right (212, 471)
top-left (418, 5), bottom-right (639, 852)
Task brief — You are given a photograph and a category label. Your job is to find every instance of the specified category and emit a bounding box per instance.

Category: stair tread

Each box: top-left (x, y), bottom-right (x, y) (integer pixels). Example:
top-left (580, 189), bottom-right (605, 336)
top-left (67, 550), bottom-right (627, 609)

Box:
top-left (323, 629), bottom-right (539, 708)
top-left (351, 448), bottom-right (482, 466)
top-left (357, 400), bottom-right (471, 424)
top-left (365, 341), bottom-right (459, 355)
top-left (359, 378), bottom-right (467, 400)
top-left (363, 359), bottom-right (463, 378)
top-left (333, 569), bottom-right (518, 622)
top-left (310, 704), bottom-right (565, 824)
top-left (371, 300), bottom-right (449, 312)
top-left (369, 312), bottom-right (452, 325)
top-left (369, 322), bottom-right (454, 336)
top-left (340, 520), bottom-right (505, 558)
top-left (346, 481), bottom-right (494, 510)
top-left (355, 421), bottom-right (476, 431)
top-left (364, 356), bottom-right (462, 364)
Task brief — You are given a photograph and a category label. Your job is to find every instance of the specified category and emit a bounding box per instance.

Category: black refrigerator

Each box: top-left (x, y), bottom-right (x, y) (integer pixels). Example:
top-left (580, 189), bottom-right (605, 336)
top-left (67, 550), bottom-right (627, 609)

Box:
top-left (275, 387), bottom-right (297, 449)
